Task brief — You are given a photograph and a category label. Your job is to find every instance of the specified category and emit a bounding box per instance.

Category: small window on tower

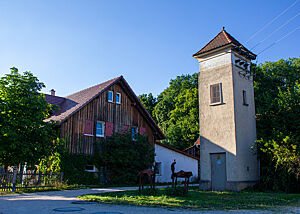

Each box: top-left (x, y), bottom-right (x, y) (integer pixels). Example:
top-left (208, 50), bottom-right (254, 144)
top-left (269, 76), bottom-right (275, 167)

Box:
top-left (243, 90), bottom-right (248, 106)
top-left (210, 83), bottom-right (222, 105)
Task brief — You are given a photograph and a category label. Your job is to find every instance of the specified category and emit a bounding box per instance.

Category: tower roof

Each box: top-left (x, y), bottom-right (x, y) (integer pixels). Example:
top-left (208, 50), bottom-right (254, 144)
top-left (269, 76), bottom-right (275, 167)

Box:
top-left (193, 29), bottom-right (256, 60)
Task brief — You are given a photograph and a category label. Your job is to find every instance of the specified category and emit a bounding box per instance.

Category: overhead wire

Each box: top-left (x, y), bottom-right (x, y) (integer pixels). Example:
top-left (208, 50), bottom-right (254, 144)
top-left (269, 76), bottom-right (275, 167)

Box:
top-left (245, 0), bottom-right (299, 44)
top-left (251, 12), bottom-right (300, 50)
top-left (257, 25), bottom-right (300, 56)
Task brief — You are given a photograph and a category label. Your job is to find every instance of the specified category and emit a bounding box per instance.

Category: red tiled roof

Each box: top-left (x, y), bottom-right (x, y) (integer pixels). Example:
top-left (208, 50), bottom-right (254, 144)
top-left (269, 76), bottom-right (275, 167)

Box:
top-left (194, 137), bottom-right (200, 145)
top-left (44, 76), bottom-right (165, 139)
top-left (45, 76), bottom-right (121, 123)
top-left (45, 94), bottom-right (65, 107)
top-left (155, 141), bottom-right (200, 160)
top-left (193, 29), bottom-right (255, 58)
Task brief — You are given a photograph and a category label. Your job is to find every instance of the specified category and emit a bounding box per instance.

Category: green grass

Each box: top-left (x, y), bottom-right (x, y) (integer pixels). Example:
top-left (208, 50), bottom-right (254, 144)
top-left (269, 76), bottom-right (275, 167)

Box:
top-left (78, 187), bottom-right (300, 210)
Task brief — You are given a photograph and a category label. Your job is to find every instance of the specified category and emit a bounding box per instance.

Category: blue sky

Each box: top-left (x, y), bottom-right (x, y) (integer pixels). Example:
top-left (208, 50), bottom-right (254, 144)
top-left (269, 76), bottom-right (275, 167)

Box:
top-left (0, 0), bottom-right (299, 97)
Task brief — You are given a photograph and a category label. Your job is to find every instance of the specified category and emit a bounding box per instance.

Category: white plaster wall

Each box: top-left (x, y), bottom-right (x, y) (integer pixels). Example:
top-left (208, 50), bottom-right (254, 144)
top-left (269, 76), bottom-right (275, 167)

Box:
top-left (154, 144), bottom-right (198, 183)
top-left (232, 53), bottom-right (259, 181)
top-left (198, 48), bottom-right (238, 182)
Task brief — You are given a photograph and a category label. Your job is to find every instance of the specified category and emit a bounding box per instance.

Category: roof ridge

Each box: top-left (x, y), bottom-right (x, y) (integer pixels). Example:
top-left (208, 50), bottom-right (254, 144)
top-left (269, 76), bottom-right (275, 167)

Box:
top-left (120, 77), bottom-right (166, 139)
top-left (155, 141), bottom-right (199, 160)
top-left (66, 76), bottom-right (122, 98)
top-left (44, 93), bottom-right (66, 99)
top-left (222, 30), bottom-right (232, 43)
top-left (194, 31), bottom-right (224, 56)
top-left (193, 29), bottom-right (256, 58)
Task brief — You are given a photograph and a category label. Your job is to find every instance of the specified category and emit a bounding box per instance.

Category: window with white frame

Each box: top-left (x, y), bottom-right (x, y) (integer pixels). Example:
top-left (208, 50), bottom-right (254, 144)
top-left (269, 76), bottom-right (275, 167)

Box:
top-left (108, 91), bottom-right (114, 102)
top-left (96, 121), bottom-right (105, 137)
top-left (131, 127), bottom-right (138, 141)
top-left (116, 92), bottom-right (121, 104)
top-left (210, 83), bottom-right (222, 105)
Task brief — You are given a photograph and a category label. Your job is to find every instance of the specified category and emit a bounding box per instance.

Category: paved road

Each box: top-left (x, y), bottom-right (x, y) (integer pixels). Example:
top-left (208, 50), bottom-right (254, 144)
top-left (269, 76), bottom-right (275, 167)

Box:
top-left (0, 186), bottom-right (299, 214)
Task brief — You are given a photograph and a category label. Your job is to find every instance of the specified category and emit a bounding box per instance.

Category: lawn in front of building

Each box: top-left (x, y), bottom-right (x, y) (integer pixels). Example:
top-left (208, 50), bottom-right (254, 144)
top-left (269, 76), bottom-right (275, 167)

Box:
top-left (78, 187), bottom-right (300, 210)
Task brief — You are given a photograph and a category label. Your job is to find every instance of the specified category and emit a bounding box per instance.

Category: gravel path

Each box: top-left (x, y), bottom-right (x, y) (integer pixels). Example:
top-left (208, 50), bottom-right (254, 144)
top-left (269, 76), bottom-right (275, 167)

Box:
top-left (0, 186), bottom-right (299, 214)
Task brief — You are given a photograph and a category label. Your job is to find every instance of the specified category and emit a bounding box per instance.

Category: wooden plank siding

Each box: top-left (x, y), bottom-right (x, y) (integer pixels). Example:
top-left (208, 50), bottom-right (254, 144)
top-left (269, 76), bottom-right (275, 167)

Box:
top-left (60, 82), bottom-right (156, 155)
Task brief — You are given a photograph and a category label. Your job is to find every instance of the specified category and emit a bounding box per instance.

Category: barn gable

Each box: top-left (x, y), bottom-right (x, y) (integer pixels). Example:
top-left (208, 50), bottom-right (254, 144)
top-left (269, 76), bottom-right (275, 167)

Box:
top-left (45, 76), bottom-right (165, 155)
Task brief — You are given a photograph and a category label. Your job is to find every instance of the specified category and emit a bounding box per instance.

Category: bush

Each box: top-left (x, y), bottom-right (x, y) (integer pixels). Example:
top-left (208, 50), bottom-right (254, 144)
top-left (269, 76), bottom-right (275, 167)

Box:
top-left (101, 132), bottom-right (154, 185)
top-left (256, 135), bottom-right (300, 193)
top-left (60, 153), bottom-right (99, 185)
top-left (37, 133), bottom-right (154, 186)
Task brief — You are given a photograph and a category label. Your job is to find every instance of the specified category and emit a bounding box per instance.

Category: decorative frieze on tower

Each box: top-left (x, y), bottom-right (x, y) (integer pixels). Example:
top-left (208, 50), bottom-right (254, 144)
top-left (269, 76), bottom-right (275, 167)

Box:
top-left (193, 29), bottom-right (259, 191)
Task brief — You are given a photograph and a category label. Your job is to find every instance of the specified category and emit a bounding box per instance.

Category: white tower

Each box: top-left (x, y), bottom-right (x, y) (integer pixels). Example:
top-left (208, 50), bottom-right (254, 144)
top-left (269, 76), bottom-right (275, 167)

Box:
top-left (193, 29), bottom-right (259, 191)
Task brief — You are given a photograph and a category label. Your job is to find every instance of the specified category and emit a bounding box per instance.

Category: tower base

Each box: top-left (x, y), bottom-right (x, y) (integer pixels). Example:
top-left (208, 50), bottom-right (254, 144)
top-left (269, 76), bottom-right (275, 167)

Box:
top-left (199, 180), bottom-right (258, 191)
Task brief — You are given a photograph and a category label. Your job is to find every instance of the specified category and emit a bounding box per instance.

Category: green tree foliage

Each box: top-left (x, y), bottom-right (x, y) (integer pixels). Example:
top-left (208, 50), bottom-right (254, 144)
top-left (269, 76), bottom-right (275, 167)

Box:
top-left (0, 68), bottom-right (60, 167)
top-left (254, 58), bottom-right (300, 192)
top-left (138, 93), bottom-right (157, 120)
top-left (153, 73), bottom-right (199, 150)
top-left (101, 132), bottom-right (154, 185)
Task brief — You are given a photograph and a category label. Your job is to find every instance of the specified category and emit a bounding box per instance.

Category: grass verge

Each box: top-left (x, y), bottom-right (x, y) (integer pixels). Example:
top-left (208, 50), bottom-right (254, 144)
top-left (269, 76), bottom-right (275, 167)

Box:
top-left (0, 182), bottom-right (180, 195)
top-left (0, 184), bottom-right (90, 195)
top-left (78, 187), bottom-right (300, 210)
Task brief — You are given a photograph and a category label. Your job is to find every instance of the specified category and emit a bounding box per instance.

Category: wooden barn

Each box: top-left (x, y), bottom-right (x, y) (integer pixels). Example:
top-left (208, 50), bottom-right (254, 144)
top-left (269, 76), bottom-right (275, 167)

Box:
top-left (45, 76), bottom-right (165, 157)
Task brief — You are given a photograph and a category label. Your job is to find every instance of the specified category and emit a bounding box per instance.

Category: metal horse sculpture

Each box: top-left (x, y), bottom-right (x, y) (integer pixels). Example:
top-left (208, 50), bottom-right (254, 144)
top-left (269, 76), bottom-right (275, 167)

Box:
top-left (171, 160), bottom-right (193, 193)
top-left (138, 163), bottom-right (158, 192)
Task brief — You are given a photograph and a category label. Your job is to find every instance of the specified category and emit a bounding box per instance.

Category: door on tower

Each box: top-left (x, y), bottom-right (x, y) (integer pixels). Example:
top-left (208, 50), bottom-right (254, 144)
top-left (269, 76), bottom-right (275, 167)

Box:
top-left (210, 153), bottom-right (226, 191)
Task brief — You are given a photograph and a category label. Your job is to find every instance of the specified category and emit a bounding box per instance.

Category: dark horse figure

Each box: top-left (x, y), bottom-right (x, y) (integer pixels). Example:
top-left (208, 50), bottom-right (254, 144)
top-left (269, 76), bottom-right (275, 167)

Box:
top-left (171, 160), bottom-right (193, 193)
top-left (138, 162), bottom-right (158, 192)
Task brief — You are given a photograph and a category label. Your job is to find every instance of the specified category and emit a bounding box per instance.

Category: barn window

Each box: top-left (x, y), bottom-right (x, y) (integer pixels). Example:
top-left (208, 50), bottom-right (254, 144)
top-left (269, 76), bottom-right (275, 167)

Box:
top-left (243, 90), bottom-right (248, 106)
top-left (108, 91), bottom-right (114, 103)
top-left (210, 83), bottom-right (222, 105)
top-left (96, 121), bottom-right (105, 137)
top-left (85, 165), bottom-right (97, 172)
top-left (116, 93), bottom-right (121, 104)
top-left (131, 127), bottom-right (138, 141)
top-left (84, 120), bottom-right (94, 136)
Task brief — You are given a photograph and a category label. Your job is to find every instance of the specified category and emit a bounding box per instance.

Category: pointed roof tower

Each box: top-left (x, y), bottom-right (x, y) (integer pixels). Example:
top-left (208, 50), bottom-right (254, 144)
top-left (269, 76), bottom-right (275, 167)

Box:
top-left (193, 28), bottom-right (256, 60)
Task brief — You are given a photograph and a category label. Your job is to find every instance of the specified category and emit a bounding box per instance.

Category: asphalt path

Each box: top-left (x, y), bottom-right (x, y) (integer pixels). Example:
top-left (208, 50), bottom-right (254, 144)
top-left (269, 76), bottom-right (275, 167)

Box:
top-left (0, 186), bottom-right (299, 214)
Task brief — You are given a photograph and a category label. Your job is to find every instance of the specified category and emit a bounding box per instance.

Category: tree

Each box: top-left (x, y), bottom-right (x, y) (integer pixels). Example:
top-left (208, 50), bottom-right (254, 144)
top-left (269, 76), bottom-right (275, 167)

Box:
top-left (165, 88), bottom-right (199, 150)
top-left (0, 68), bottom-right (60, 168)
top-left (138, 93), bottom-right (157, 120)
top-left (253, 58), bottom-right (300, 192)
top-left (153, 73), bottom-right (199, 150)
top-left (254, 58), bottom-right (299, 140)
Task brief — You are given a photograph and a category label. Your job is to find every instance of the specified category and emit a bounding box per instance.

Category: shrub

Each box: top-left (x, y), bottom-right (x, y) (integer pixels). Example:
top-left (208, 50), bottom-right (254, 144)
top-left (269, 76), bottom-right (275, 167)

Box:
top-left (101, 132), bottom-right (154, 185)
